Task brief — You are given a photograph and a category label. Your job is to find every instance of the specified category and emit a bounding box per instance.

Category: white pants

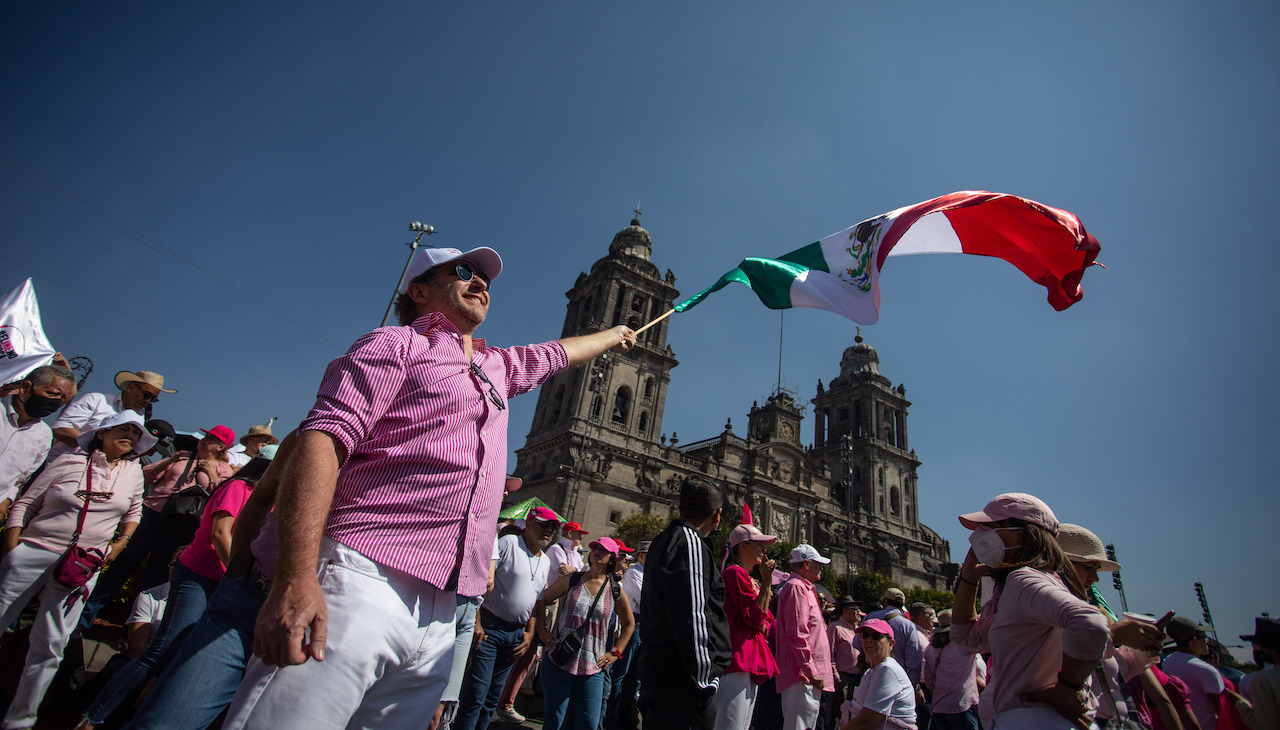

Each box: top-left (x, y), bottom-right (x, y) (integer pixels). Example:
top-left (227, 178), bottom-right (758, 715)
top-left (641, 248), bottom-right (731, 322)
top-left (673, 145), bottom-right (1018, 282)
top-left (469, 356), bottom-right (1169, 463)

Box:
top-left (0, 542), bottom-right (97, 730)
top-left (223, 538), bottom-right (457, 730)
top-left (781, 682), bottom-right (822, 730)
top-left (713, 671), bottom-right (759, 730)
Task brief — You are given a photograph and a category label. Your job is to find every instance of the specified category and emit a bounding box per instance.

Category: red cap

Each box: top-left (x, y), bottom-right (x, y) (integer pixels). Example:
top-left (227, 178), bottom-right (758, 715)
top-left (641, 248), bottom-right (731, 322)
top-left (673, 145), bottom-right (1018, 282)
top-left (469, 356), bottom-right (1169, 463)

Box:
top-left (562, 522), bottom-right (588, 535)
top-left (612, 538), bottom-right (635, 553)
top-left (200, 425), bottom-right (236, 449)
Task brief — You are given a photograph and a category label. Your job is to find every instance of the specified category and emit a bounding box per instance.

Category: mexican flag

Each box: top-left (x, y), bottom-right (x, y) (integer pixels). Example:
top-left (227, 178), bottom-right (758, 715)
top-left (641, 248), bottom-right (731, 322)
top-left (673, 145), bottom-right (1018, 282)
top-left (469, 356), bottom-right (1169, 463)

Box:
top-left (674, 191), bottom-right (1102, 324)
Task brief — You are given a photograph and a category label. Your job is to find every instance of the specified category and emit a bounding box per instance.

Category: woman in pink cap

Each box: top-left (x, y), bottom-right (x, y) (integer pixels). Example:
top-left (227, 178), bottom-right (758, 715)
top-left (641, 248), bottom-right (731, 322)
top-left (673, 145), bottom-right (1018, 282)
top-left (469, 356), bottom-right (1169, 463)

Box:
top-left (842, 618), bottom-right (918, 728)
top-left (538, 536), bottom-right (635, 730)
top-left (713, 505), bottom-right (779, 730)
top-left (949, 493), bottom-right (1111, 729)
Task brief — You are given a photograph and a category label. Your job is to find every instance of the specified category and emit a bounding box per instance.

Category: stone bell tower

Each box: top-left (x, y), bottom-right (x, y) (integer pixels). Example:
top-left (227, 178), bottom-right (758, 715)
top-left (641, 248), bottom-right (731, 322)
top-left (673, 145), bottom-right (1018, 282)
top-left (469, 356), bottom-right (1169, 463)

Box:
top-left (514, 213), bottom-right (680, 524)
top-left (810, 331), bottom-right (921, 540)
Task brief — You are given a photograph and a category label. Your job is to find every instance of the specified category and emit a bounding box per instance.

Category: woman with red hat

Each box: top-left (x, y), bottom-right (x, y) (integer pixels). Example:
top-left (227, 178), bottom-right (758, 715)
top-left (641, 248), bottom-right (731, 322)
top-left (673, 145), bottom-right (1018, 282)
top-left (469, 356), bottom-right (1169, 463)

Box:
top-left (713, 504), bottom-right (780, 730)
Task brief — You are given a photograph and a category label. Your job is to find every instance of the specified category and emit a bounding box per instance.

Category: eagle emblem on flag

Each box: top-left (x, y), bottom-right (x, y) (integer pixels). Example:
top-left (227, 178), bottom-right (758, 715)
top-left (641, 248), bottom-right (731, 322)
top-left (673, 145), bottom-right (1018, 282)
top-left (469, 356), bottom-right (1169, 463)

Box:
top-left (839, 213), bottom-right (888, 292)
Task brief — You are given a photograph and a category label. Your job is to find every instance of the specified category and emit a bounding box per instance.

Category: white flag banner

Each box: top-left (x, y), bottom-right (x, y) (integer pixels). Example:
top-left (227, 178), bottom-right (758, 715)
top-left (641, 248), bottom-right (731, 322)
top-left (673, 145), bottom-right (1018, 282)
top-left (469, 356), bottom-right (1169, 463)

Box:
top-left (0, 279), bottom-right (56, 385)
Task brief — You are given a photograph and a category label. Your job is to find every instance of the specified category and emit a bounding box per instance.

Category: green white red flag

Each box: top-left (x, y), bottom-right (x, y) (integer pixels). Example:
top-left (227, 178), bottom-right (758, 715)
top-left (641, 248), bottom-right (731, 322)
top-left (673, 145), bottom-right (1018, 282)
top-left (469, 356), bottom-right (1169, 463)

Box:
top-left (674, 191), bottom-right (1102, 324)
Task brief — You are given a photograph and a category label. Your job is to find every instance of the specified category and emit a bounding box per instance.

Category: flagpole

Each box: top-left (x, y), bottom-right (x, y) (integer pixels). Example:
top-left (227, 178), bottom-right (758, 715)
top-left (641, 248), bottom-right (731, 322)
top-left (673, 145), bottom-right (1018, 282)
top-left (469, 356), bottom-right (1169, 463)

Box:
top-left (634, 307), bottom-right (675, 336)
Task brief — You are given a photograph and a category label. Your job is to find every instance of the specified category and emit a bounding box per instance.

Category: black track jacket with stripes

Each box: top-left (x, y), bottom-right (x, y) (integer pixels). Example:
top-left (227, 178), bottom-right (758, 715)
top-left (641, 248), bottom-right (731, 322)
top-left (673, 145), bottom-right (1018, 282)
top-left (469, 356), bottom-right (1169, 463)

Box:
top-left (638, 519), bottom-right (731, 693)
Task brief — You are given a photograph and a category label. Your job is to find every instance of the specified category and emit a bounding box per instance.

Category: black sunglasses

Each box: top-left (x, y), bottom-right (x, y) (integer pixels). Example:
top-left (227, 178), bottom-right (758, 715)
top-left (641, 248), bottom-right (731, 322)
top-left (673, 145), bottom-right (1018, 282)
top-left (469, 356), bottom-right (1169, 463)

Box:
top-left (131, 384), bottom-right (159, 403)
top-left (454, 263), bottom-right (490, 287)
top-left (469, 362), bottom-right (506, 411)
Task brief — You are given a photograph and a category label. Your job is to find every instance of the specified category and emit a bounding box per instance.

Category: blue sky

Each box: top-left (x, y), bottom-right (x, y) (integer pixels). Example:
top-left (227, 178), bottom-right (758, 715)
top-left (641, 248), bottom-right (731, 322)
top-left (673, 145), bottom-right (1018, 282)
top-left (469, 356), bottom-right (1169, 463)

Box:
top-left (3, 2), bottom-right (1277, 657)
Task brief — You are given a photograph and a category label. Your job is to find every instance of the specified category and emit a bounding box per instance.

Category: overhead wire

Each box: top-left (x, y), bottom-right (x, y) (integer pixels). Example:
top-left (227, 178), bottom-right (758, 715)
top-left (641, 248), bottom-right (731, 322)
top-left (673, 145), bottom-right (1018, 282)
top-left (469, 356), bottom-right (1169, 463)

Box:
top-left (0, 153), bottom-right (349, 351)
top-left (0, 253), bottom-right (316, 401)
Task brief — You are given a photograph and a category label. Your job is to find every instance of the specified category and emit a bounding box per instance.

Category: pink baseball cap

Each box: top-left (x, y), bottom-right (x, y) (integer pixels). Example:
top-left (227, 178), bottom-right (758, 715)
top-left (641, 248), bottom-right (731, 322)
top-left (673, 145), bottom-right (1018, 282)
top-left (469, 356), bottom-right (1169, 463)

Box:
top-left (590, 537), bottom-right (622, 556)
top-left (729, 523), bottom-right (779, 548)
top-left (527, 506), bottom-right (561, 525)
top-left (958, 492), bottom-right (1059, 535)
top-left (858, 618), bottom-right (894, 637)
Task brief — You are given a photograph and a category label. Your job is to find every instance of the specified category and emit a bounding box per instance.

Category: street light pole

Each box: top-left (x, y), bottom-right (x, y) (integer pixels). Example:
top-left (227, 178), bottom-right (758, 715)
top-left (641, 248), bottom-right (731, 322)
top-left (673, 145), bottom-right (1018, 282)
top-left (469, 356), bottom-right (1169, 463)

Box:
top-left (381, 221), bottom-right (435, 327)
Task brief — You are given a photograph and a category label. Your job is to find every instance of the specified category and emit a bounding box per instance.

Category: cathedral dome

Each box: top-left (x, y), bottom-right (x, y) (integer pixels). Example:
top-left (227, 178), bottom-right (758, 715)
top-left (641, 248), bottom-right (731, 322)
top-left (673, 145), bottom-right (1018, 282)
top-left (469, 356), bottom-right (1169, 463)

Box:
top-left (839, 333), bottom-right (881, 378)
top-left (608, 218), bottom-right (652, 261)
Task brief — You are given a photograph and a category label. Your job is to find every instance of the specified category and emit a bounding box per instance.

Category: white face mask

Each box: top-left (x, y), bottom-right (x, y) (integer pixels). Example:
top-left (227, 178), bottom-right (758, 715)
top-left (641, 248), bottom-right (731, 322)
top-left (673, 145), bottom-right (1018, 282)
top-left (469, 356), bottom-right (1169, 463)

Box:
top-left (968, 527), bottom-right (1021, 567)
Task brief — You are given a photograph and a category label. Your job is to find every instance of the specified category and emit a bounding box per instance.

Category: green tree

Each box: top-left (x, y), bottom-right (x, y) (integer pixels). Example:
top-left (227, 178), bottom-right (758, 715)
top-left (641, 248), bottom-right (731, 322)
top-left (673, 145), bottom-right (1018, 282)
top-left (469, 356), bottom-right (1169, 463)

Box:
top-left (904, 587), bottom-right (955, 612)
top-left (845, 571), bottom-right (894, 606)
top-left (613, 513), bottom-right (668, 549)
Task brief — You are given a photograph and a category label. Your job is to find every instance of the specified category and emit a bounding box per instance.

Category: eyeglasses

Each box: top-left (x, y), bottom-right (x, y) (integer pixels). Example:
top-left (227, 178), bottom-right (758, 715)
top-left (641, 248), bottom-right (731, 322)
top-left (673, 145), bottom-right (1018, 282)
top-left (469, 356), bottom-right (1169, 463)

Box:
top-left (454, 263), bottom-right (490, 288)
top-left (131, 384), bottom-right (160, 403)
top-left (470, 362), bottom-right (506, 410)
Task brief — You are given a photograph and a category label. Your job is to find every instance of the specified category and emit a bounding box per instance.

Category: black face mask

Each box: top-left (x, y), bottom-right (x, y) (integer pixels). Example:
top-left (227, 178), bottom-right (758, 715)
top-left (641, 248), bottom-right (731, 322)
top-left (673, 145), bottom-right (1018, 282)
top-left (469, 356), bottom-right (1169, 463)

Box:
top-left (20, 392), bottom-right (62, 419)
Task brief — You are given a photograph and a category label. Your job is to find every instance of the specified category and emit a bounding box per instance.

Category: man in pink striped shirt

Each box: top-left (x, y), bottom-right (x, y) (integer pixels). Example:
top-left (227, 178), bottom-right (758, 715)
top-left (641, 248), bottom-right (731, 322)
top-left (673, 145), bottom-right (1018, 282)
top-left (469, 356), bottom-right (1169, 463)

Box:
top-left (225, 246), bottom-right (636, 729)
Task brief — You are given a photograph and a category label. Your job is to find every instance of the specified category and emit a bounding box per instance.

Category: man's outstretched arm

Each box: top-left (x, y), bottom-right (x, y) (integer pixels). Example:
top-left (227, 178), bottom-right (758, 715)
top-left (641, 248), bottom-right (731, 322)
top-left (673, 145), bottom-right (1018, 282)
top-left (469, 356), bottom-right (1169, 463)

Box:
top-left (559, 325), bottom-right (636, 366)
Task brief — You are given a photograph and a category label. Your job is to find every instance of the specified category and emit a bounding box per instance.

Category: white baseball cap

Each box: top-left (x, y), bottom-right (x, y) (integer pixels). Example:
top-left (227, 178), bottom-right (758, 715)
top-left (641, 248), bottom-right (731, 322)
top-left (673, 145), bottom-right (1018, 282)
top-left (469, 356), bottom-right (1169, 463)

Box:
top-left (398, 247), bottom-right (503, 293)
top-left (789, 543), bottom-right (831, 565)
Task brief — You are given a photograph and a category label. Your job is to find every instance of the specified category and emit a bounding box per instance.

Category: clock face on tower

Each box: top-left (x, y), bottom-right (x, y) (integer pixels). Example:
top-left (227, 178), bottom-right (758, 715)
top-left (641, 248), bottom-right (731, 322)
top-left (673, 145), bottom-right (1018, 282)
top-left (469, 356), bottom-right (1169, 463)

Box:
top-left (780, 422), bottom-right (794, 440)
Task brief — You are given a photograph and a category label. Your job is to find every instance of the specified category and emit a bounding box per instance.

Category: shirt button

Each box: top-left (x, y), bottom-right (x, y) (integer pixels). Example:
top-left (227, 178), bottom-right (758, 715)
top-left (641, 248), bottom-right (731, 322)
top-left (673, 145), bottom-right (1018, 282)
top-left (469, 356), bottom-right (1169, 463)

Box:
top-left (480, 469), bottom-right (486, 477)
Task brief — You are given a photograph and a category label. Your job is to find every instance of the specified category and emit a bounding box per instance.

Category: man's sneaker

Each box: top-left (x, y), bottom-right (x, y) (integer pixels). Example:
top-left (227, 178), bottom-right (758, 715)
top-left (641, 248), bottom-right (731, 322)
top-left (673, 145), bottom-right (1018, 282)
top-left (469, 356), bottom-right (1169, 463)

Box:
top-left (496, 704), bottom-right (526, 724)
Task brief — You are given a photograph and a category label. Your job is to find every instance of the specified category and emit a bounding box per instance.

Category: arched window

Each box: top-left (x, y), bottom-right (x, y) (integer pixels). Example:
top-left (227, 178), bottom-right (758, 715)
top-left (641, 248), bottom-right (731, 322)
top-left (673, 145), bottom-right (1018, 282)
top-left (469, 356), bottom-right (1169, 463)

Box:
top-left (878, 494), bottom-right (885, 514)
top-left (638, 411), bottom-right (649, 433)
top-left (551, 385), bottom-right (565, 421)
top-left (890, 487), bottom-right (901, 515)
top-left (643, 377), bottom-right (654, 400)
top-left (612, 386), bottom-right (631, 425)
top-left (590, 393), bottom-right (602, 419)
top-left (878, 468), bottom-right (885, 487)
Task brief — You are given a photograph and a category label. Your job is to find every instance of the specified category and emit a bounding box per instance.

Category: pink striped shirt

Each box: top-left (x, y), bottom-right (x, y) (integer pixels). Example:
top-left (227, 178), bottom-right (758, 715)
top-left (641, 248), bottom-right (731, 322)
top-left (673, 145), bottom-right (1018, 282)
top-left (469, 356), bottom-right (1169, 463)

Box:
top-left (293, 312), bottom-right (568, 596)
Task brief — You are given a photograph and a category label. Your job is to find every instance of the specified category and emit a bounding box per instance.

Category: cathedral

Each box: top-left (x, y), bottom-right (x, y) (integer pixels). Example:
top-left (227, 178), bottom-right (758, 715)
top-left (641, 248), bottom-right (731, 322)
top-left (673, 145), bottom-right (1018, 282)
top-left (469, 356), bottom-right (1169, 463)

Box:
top-left (511, 216), bottom-right (954, 590)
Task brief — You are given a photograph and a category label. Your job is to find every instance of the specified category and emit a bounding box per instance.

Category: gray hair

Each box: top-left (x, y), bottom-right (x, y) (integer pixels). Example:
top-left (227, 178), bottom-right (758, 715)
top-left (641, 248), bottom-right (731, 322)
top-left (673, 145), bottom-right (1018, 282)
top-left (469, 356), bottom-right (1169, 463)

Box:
top-left (24, 365), bottom-right (74, 388)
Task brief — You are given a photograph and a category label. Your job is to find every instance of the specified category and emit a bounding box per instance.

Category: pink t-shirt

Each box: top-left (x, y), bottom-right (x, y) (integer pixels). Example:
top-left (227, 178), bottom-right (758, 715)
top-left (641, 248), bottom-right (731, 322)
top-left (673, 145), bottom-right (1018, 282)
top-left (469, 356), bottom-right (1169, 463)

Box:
top-left (828, 618), bottom-right (861, 675)
top-left (923, 640), bottom-right (987, 714)
top-left (722, 564), bottom-right (778, 680)
top-left (950, 567), bottom-right (1110, 725)
top-left (179, 478), bottom-right (254, 580)
top-left (7, 450), bottom-right (144, 553)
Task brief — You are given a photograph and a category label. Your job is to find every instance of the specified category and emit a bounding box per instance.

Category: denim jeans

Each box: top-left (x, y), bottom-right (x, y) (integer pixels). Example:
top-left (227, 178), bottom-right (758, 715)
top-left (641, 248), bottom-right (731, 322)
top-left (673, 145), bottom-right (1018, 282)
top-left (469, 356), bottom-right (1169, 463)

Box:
top-left (541, 657), bottom-right (605, 730)
top-left (123, 571), bottom-right (266, 730)
top-left (609, 623), bottom-right (641, 729)
top-left (454, 611), bottom-right (527, 730)
top-left (80, 506), bottom-right (185, 630)
top-left (932, 709), bottom-right (980, 730)
top-left (85, 561), bottom-right (220, 723)
top-left (442, 595), bottom-right (481, 704)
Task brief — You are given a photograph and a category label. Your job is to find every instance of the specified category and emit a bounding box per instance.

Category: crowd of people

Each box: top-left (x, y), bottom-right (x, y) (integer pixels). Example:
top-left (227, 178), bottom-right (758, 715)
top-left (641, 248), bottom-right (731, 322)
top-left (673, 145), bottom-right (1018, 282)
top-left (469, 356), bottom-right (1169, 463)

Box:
top-left (0, 244), bottom-right (1275, 730)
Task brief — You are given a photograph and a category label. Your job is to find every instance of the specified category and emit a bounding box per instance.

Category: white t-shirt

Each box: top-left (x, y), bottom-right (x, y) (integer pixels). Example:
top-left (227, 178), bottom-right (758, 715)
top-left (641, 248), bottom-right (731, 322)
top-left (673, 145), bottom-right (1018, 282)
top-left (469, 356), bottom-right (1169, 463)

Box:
top-left (1163, 651), bottom-right (1225, 730)
top-left (846, 656), bottom-right (917, 728)
top-left (128, 582), bottom-right (171, 626)
top-left (49, 391), bottom-right (128, 459)
top-left (547, 538), bottom-right (584, 580)
top-left (483, 533), bottom-right (550, 625)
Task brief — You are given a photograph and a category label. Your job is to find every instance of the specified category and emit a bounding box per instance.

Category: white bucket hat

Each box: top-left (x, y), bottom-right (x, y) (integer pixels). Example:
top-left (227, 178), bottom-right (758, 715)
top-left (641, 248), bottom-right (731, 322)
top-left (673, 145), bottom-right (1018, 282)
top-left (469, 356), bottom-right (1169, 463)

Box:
top-left (77, 411), bottom-right (158, 454)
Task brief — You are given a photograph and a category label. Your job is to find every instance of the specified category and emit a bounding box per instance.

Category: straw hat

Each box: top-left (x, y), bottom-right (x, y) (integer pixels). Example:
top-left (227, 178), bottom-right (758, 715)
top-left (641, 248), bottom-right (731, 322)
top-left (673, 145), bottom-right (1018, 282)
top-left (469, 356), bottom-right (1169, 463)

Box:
top-left (240, 424), bottom-right (279, 446)
top-left (1056, 523), bottom-right (1121, 571)
top-left (114, 370), bottom-right (177, 394)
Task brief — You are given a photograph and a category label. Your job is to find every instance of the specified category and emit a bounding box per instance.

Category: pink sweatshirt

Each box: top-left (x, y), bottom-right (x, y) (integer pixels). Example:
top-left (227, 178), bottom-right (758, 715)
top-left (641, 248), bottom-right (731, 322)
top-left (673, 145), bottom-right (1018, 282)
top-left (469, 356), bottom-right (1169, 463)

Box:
top-left (722, 564), bottom-right (779, 680)
top-left (950, 567), bottom-right (1110, 724)
top-left (7, 451), bottom-right (144, 553)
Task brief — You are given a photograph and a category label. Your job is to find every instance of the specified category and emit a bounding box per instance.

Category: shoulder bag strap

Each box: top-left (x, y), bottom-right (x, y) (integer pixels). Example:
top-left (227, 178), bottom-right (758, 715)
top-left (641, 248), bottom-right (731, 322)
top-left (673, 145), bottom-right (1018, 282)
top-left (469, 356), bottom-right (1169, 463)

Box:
top-left (69, 456), bottom-right (95, 547)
